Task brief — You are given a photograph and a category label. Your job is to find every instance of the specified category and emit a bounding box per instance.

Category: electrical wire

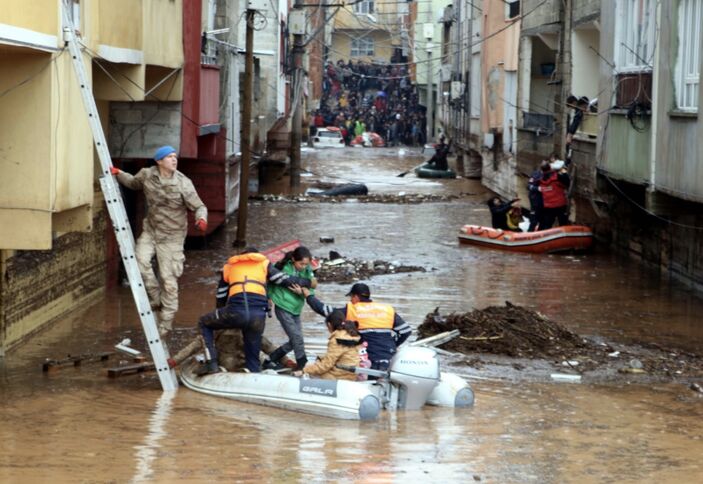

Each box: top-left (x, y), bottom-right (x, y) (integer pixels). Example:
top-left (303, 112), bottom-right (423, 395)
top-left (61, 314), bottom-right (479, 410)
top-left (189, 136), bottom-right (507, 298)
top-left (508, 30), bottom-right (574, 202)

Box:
top-left (0, 48), bottom-right (65, 99)
top-left (600, 171), bottom-right (703, 231)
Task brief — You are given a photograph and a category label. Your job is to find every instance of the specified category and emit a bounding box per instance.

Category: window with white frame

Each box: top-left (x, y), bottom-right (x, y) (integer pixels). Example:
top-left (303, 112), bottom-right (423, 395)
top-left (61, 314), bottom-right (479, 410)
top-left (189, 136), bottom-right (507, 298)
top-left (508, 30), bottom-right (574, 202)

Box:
top-left (615, 0), bottom-right (656, 71)
top-left (354, 0), bottom-right (374, 15)
top-left (351, 38), bottom-right (374, 57)
top-left (675, 0), bottom-right (701, 110)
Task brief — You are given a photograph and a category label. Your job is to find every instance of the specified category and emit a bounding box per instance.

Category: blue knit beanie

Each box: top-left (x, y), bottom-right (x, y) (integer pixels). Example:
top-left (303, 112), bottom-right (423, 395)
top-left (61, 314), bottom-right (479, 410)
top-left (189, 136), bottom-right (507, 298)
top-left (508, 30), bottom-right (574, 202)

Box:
top-left (154, 145), bottom-right (177, 161)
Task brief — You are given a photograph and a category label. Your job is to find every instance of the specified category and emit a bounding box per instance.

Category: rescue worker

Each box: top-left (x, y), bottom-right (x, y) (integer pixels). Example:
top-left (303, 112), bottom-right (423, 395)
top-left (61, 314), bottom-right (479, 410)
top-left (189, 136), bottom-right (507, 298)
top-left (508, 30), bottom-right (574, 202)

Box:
top-left (196, 247), bottom-right (314, 375)
top-left (111, 145), bottom-right (207, 336)
top-left (426, 136), bottom-right (451, 171)
top-left (539, 161), bottom-right (570, 229)
top-left (527, 162), bottom-right (546, 232)
top-left (293, 282), bottom-right (411, 371)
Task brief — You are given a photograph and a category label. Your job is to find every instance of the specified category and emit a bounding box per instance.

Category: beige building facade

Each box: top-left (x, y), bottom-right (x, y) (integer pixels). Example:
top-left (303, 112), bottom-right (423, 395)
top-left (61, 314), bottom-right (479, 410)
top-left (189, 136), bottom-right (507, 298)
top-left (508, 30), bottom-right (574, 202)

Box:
top-left (0, 0), bottom-right (185, 352)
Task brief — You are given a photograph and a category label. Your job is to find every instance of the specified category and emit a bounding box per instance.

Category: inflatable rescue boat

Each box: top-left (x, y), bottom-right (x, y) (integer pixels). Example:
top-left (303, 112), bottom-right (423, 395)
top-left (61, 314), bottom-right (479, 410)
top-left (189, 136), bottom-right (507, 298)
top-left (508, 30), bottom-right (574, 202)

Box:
top-left (180, 347), bottom-right (474, 420)
top-left (458, 224), bottom-right (593, 253)
top-left (415, 163), bottom-right (456, 179)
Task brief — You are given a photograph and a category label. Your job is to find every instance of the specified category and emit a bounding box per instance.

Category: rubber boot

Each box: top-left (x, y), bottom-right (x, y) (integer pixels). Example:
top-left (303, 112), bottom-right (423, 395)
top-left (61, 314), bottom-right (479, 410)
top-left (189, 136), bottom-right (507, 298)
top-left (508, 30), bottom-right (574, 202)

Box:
top-left (295, 356), bottom-right (308, 371)
top-left (263, 347), bottom-right (287, 369)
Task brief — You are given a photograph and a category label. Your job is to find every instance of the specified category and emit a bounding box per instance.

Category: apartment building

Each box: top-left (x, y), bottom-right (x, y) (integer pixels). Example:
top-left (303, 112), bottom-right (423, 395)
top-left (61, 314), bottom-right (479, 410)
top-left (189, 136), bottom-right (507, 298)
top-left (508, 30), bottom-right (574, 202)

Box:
top-left (0, 0), bottom-right (238, 352)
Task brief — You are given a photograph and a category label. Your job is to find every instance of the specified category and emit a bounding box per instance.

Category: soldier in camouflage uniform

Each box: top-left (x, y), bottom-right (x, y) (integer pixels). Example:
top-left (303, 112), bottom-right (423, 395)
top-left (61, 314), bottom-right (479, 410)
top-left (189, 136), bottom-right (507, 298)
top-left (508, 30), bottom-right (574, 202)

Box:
top-left (111, 145), bottom-right (207, 335)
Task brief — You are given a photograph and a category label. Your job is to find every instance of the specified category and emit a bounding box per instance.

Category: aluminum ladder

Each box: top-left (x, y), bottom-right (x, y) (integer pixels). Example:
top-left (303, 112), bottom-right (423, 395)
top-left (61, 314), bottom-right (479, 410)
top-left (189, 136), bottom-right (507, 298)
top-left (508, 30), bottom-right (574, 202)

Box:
top-left (61, 7), bottom-right (178, 391)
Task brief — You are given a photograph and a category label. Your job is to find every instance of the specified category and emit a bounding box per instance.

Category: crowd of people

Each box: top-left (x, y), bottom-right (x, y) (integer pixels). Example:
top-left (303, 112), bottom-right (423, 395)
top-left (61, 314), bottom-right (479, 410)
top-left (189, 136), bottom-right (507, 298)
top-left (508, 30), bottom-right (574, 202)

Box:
top-left (311, 59), bottom-right (428, 147)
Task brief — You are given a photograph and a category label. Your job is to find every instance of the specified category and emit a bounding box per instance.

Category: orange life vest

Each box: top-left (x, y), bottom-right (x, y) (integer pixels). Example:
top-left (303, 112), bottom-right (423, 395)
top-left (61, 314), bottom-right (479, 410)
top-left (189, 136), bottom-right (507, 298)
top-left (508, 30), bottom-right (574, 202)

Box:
top-left (345, 302), bottom-right (395, 331)
top-left (222, 253), bottom-right (269, 298)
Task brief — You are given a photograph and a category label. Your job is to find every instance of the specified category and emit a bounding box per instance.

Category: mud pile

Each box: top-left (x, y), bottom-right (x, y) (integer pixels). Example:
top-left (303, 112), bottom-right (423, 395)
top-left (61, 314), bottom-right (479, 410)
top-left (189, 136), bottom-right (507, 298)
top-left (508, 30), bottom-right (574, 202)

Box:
top-left (315, 257), bottom-right (426, 284)
top-left (419, 302), bottom-right (587, 360)
top-left (418, 302), bottom-right (703, 378)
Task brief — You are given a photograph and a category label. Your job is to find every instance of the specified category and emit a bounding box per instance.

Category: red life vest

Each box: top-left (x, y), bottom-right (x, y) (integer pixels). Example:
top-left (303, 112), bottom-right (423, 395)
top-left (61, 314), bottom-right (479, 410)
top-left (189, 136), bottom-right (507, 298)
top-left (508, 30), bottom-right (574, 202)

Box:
top-left (539, 171), bottom-right (568, 208)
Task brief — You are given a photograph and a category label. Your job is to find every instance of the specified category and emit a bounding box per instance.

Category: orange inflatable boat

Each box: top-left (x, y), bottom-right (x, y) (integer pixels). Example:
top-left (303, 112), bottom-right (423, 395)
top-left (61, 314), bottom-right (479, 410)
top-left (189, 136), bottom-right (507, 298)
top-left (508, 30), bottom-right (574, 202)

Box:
top-left (458, 225), bottom-right (593, 254)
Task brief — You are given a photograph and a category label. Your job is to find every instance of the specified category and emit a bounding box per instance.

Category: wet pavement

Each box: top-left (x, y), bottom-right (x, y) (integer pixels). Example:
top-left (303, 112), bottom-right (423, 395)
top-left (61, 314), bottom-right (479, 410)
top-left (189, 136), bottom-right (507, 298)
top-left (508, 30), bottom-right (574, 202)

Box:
top-left (2, 147), bottom-right (703, 482)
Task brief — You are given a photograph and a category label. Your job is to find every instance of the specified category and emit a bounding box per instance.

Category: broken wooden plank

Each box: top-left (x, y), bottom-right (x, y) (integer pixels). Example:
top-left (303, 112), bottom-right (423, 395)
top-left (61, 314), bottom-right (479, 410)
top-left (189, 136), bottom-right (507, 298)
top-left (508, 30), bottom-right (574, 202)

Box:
top-left (411, 330), bottom-right (461, 348)
top-left (459, 335), bottom-right (503, 341)
top-left (42, 352), bottom-right (114, 372)
top-left (107, 362), bottom-right (156, 378)
top-left (431, 347), bottom-right (456, 356)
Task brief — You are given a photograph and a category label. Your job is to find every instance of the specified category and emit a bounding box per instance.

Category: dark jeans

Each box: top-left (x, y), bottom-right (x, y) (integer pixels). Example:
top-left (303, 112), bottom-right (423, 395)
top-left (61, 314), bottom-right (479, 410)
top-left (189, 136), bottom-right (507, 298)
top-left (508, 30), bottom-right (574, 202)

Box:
top-left (273, 306), bottom-right (306, 361)
top-left (199, 305), bottom-right (266, 372)
top-left (540, 206), bottom-right (569, 230)
top-left (528, 208), bottom-right (542, 232)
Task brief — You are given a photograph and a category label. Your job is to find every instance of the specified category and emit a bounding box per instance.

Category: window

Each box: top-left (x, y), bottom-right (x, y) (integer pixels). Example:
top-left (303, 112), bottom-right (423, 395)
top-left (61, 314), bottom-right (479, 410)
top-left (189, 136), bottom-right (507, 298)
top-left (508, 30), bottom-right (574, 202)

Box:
top-left (615, 0), bottom-right (656, 71)
top-left (351, 38), bottom-right (374, 57)
top-left (675, 0), bottom-right (701, 111)
top-left (505, 0), bottom-right (520, 20)
top-left (354, 0), bottom-right (374, 15)
top-left (470, 52), bottom-right (481, 117)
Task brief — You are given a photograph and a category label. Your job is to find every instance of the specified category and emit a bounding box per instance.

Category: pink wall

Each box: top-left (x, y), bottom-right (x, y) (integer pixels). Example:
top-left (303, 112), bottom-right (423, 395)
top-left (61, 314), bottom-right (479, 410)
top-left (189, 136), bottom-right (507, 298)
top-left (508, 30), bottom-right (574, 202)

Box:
top-left (480, 1), bottom-right (520, 133)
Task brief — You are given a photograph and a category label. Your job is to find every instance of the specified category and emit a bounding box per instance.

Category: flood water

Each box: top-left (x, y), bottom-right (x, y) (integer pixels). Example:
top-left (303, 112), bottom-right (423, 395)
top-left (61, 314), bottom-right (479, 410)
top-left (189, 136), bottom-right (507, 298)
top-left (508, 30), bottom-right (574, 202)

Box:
top-left (2, 147), bottom-right (703, 482)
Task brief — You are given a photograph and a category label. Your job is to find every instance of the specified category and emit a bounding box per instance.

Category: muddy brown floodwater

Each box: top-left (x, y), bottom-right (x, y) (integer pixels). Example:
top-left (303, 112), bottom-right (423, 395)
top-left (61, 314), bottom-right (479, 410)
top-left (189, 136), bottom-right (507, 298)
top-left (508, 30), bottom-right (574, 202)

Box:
top-left (2, 147), bottom-right (703, 483)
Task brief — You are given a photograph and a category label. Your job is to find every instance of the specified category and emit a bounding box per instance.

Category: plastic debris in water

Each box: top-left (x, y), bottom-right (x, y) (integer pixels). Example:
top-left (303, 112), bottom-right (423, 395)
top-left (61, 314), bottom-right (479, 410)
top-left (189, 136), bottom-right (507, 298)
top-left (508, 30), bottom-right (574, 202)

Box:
top-left (550, 373), bottom-right (582, 382)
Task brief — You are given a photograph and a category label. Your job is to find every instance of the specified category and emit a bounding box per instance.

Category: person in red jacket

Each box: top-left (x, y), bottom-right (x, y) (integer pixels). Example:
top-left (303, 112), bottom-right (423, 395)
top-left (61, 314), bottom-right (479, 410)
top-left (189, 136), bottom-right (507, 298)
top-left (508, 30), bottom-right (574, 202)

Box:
top-left (539, 162), bottom-right (570, 229)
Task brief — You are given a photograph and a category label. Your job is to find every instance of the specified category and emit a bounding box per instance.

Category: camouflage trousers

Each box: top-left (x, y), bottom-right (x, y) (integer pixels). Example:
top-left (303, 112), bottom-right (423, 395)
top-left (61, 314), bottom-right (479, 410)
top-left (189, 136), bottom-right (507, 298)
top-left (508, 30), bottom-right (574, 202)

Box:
top-left (135, 228), bottom-right (185, 333)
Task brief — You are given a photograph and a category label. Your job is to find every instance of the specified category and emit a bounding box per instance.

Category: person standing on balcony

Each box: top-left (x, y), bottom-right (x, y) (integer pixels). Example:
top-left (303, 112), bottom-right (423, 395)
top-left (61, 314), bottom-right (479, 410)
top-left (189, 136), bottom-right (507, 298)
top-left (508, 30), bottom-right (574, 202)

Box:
top-left (565, 96), bottom-right (589, 164)
top-left (111, 145), bottom-right (208, 336)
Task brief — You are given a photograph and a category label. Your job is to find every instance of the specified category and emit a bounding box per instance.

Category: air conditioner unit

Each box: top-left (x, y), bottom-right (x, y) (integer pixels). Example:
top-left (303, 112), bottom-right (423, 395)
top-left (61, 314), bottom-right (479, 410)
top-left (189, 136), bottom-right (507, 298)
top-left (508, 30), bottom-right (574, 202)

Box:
top-left (451, 81), bottom-right (464, 99)
top-left (247, 0), bottom-right (268, 12)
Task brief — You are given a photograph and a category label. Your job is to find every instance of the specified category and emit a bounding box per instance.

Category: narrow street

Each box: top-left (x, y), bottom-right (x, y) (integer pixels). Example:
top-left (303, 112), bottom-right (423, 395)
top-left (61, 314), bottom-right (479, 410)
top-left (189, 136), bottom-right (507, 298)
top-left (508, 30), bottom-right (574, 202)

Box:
top-left (2, 148), bottom-right (702, 482)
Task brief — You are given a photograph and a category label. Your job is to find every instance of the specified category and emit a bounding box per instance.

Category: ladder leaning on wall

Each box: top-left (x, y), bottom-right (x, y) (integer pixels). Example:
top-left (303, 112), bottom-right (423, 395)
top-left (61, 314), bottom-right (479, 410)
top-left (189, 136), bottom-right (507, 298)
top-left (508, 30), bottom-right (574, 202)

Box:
top-left (61, 5), bottom-right (178, 392)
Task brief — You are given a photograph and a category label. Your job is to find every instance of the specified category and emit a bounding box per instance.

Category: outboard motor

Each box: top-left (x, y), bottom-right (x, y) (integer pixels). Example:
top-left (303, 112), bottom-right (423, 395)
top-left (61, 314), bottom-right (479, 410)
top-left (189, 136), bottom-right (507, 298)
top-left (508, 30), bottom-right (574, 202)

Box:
top-left (388, 346), bottom-right (441, 410)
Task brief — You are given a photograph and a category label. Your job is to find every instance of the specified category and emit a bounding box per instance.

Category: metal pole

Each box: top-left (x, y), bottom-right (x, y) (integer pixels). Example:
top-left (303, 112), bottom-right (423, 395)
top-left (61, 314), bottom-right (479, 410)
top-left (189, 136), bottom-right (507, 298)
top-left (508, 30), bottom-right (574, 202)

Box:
top-left (426, 45), bottom-right (434, 143)
top-left (235, 9), bottom-right (255, 246)
top-left (290, 8), bottom-right (303, 191)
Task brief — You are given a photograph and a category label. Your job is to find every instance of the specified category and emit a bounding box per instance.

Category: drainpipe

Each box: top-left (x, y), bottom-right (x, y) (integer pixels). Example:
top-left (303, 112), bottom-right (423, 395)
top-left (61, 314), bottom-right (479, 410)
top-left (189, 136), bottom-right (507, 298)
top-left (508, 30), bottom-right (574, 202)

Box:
top-left (648, 1), bottom-right (662, 194)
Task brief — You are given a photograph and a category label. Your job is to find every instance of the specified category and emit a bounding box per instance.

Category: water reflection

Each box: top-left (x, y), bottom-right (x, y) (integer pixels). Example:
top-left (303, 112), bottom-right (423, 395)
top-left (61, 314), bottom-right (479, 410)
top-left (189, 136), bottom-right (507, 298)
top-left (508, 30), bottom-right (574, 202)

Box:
top-left (132, 391), bottom-right (175, 482)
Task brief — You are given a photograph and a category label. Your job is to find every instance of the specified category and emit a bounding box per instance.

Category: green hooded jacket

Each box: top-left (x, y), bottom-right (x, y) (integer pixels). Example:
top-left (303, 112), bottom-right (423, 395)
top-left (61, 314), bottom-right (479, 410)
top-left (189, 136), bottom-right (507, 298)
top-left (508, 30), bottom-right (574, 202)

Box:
top-left (268, 259), bottom-right (315, 315)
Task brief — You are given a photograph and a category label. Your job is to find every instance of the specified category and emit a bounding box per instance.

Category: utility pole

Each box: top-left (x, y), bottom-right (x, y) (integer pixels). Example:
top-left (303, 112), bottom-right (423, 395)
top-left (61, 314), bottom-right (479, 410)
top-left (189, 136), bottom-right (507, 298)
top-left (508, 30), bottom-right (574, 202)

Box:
top-left (556, 0), bottom-right (573, 159)
top-left (424, 23), bottom-right (434, 143)
top-left (235, 8), bottom-right (256, 247)
top-left (289, 2), bottom-right (305, 191)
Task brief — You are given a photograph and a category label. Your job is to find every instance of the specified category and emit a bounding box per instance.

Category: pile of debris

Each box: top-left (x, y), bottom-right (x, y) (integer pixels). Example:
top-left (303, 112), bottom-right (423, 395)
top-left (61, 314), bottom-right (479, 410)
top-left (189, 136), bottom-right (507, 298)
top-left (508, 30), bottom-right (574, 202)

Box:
top-left (252, 193), bottom-right (467, 204)
top-left (315, 253), bottom-right (426, 284)
top-left (418, 302), bottom-right (703, 378)
top-left (419, 302), bottom-right (587, 360)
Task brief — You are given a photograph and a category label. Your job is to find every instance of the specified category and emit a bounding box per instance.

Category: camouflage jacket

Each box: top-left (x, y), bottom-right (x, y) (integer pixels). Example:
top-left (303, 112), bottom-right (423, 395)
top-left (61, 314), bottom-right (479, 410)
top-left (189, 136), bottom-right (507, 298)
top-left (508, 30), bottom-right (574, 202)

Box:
top-left (116, 166), bottom-right (207, 242)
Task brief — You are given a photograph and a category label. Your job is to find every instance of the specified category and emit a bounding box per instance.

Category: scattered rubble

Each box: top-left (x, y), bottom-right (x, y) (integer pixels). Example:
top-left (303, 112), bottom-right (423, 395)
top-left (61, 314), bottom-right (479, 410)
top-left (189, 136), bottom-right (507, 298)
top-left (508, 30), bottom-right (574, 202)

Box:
top-left (418, 302), bottom-right (703, 381)
top-left (252, 193), bottom-right (472, 204)
top-left (315, 254), bottom-right (426, 284)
